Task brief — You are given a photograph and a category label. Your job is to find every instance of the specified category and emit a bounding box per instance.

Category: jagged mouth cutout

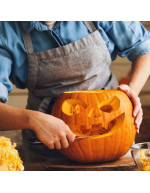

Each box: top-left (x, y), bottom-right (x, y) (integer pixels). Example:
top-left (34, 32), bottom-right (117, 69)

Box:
top-left (62, 96), bottom-right (125, 137)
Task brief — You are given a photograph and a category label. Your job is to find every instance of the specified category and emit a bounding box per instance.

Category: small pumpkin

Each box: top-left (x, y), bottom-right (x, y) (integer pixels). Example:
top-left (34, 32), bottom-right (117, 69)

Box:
top-left (51, 89), bottom-right (136, 163)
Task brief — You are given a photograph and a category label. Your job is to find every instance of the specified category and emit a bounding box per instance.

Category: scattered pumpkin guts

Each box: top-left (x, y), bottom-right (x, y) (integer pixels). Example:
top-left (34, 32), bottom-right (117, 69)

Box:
top-left (0, 137), bottom-right (24, 171)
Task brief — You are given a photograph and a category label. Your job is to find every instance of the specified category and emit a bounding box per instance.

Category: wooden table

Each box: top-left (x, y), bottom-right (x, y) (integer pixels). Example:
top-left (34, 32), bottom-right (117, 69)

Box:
top-left (24, 157), bottom-right (138, 171)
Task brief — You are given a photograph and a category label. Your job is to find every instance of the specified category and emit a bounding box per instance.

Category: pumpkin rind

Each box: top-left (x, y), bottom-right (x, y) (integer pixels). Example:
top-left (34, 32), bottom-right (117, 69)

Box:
top-left (51, 89), bottom-right (136, 163)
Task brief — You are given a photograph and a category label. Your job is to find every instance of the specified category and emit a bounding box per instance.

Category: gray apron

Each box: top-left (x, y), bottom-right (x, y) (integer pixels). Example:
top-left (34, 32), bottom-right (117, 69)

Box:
top-left (20, 21), bottom-right (118, 163)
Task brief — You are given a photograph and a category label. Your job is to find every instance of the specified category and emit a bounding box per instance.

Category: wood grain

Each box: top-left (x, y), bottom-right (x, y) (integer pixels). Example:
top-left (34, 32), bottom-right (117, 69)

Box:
top-left (24, 157), bottom-right (138, 171)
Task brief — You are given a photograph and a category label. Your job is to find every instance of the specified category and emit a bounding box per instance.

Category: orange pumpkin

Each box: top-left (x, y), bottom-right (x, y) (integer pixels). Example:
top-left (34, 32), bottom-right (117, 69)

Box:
top-left (51, 89), bottom-right (136, 163)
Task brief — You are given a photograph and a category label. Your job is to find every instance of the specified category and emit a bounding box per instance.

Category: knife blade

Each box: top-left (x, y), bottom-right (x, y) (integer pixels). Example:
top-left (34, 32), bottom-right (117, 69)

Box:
top-left (29, 134), bottom-right (102, 145)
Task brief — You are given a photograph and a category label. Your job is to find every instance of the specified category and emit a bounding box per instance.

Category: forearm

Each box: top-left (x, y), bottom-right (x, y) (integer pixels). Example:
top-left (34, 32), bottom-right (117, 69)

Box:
top-left (0, 102), bottom-right (30, 131)
top-left (129, 54), bottom-right (150, 95)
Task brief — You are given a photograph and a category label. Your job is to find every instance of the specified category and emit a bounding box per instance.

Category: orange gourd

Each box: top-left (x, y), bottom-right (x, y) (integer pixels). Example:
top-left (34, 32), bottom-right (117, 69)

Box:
top-left (51, 89), bottom-right (136, 163)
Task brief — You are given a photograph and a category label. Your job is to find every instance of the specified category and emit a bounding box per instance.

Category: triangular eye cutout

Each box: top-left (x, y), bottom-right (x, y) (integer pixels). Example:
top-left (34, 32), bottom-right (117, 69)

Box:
top-left (99, 96), bottom-right (120, 113)
top-left (62, 99), bottom-right (87, 116)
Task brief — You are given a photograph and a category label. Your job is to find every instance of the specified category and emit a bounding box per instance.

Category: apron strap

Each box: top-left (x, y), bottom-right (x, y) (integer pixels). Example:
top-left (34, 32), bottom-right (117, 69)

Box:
top-left (83, 21), bottom-right (97, 33)
top-left (38, 97), bottom-right (57, 114)
top-left (19, 21), bottom-right (96, 54)
top-left (19, 22), bottom-right (34, 54)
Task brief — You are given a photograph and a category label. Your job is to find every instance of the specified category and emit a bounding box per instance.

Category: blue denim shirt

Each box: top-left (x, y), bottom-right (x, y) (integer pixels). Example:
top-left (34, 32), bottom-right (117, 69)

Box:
top-left (0, 21), bottom-right (150, 103)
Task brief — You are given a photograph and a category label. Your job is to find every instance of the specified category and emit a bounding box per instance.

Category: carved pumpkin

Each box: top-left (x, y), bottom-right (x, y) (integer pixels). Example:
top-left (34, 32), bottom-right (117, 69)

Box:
top-left (51, 89), bottom-right (136, 163)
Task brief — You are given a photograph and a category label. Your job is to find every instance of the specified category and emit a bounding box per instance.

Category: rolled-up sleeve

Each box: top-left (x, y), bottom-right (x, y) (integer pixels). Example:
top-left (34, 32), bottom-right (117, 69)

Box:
top-left (127, 38), bottom-right (150, 62)
top-left (0, 82), bottom-right (9, 103)
top-left (106, 21), bottom-right (150, 62)
top-left (0, 46), bottom-right (13, 103)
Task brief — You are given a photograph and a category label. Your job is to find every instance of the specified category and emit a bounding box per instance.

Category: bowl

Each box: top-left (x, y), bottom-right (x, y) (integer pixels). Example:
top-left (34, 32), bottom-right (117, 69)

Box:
top-left (131, 142), bottom-right (150, 171)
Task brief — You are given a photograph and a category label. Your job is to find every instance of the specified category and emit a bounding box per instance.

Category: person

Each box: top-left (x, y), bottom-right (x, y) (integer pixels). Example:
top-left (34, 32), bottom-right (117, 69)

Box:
top-left (0, 21), bottom-right (150, 163)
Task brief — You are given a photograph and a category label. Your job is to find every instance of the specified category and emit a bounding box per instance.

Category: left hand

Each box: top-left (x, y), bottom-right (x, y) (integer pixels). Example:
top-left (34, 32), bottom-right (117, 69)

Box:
top-left (117, 84), bottom-right (143, 134)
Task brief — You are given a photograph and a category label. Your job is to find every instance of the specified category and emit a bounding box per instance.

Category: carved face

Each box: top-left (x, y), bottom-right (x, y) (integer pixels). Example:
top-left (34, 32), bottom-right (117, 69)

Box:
top-left (51, 90), bottom-right (136, 163)
top-left (52, 91), bottom-right (128, 137)
top-left (61, 96), bottom-right (125, 137)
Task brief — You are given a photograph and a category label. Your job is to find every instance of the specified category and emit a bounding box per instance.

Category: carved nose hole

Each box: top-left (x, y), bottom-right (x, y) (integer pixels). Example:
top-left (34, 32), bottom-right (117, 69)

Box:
top-left (88, 107), bottom-right (102, 118)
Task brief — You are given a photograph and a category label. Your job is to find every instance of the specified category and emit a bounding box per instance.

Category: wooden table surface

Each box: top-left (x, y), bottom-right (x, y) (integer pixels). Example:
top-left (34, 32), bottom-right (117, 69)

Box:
top-left (24, 157), bottom-right (138, 171)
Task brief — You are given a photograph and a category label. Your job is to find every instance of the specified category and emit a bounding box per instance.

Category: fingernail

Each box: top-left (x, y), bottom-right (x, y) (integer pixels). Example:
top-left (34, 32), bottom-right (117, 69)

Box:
top-left (133, 113), bottom-right (136, 117)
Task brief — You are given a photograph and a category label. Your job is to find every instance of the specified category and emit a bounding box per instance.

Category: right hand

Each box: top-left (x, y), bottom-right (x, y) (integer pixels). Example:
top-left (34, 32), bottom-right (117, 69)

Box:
top-left (27, 111), bottom-right (76, 150)
top-left (118, 84), bottom-right (143, 133)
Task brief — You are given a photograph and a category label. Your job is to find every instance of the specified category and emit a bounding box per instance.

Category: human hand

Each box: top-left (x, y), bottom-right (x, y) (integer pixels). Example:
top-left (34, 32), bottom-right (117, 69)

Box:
top-left (117, 84), bottom-right (143, 133)
top-left (27, 111), bottom-right (76, 150)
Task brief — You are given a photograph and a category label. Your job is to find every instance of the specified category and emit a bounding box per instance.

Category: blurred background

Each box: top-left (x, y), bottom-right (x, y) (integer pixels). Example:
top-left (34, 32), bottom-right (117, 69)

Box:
top-left (0, 21), bottom-right (150, 154)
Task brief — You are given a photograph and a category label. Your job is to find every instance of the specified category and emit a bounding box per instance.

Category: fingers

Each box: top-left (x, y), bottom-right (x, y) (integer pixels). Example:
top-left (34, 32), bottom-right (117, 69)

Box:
top-left (59, 126), bottom-right (76, 149)
top-left (118, 84), bottom-right (138, 115)
top-left (118, 84), bottom-right (141, 115)
top-left (46, 137), bottom-right (68, 150)
top-left (49, 126), bottom-right (75, 150)
top-left (135, 108), bottom-right (143, 133)
top-left (132, 97), bottom-right (141, 117)
top-left (118, 84), bottom-right (143, 133)
top-left (54, 138), bottom-right (62, 150)
top-left (34, 114), bottom-right (75, 150)
top-left (46, 141), bottom-right (55, 149)
top-left (45, 136), bottom-right (71, 150)
top-left (66, 125), bottom-right (76, 143)
top-left (118, 84), bottom-right (137, 108)
top-left (60, 135), bottom-right (69, 149)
